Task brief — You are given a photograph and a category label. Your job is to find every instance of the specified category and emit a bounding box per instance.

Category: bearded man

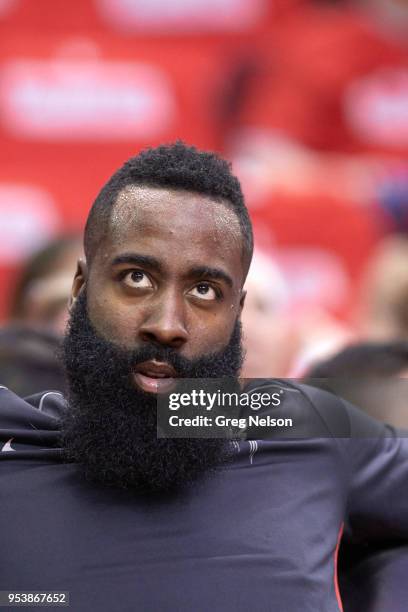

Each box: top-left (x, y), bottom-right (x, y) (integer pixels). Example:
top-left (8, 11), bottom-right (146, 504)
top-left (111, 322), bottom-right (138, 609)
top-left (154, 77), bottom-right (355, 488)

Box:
top-left (1, 142), bottom-right (408, 612)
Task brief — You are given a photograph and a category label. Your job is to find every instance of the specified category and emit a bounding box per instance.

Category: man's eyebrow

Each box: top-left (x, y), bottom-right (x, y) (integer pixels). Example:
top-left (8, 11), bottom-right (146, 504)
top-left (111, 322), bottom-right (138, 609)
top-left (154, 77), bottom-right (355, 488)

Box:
top-left (188, 266), bottom-right (233, 288)
top-left (110, 253), bottom-right (163, 272)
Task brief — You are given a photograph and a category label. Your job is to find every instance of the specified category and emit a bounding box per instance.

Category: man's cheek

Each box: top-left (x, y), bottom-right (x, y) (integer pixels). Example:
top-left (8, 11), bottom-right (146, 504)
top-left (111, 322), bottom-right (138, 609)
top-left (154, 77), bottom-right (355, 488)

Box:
top-left (191, 320), bottom-right (236, 354)
top-left (88, 304), bottom-right (140, 346)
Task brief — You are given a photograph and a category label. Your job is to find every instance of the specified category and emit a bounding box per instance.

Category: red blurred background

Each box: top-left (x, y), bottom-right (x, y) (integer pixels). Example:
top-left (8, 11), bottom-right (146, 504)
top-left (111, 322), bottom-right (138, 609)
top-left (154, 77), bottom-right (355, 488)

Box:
top-left (0, 0), bottom-right (407, 349)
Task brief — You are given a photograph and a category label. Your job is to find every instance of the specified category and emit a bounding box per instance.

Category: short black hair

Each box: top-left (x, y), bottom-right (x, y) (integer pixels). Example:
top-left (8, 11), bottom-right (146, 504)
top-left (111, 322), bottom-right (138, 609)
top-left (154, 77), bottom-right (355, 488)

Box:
top-left (85, 141), bottom-right (253, 274)
top-left (306, 341), bottom-right (408, 378)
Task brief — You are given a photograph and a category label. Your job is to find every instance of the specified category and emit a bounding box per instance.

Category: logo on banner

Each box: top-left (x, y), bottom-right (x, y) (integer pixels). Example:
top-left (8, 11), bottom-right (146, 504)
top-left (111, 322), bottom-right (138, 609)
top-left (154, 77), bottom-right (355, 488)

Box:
top-left (0, 0), bottom-right (18, 19)
top-left (97, 0), bottom-right (266, 32)
top-left (0, 59), bottom-right (176, 140)
top-left (344, 68), bottom-right (408, 148)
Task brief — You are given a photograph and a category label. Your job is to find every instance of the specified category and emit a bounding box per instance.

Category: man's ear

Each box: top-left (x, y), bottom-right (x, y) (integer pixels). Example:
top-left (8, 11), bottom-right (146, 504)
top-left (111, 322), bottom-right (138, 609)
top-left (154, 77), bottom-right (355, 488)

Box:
top-left (239, 289), bottom-right (247, 316)
top-left (69, 259), bottom-right (88, 310)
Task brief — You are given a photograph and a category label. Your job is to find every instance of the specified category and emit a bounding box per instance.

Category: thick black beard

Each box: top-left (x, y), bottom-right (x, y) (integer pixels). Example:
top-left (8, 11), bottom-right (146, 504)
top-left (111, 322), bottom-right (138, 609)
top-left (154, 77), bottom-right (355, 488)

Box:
top-left (60, 291), bottom-right (243, 494)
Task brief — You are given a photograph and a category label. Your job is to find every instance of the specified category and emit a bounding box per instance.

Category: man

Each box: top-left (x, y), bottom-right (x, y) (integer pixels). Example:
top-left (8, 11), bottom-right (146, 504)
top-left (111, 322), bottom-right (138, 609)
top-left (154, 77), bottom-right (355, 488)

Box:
top-left (0, 142), bottom-right (408, 611)
top-left (306, 340), bottom-right (408, 427)
top-left (0, 235), bottom-right (82, 396)
top-left (0, 325), bottom-right (66, 397)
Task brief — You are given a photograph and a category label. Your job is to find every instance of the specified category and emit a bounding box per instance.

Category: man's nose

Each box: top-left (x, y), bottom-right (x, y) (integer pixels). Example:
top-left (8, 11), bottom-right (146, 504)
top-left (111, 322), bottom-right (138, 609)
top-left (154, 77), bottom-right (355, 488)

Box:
top-left (138, 294), bottom-right (188, 349)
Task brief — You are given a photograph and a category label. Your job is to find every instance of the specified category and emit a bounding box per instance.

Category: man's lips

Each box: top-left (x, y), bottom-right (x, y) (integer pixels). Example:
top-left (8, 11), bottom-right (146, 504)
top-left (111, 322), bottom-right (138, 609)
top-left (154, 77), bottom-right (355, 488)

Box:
top-left (132, 360), bottom-right (177, 394)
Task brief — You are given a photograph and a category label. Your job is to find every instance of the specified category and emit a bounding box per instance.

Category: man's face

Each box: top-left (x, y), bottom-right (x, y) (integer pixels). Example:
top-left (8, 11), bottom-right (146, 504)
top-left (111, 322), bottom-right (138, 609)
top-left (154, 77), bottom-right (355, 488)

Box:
top-left (62, 186), bottom-right (247, 493)
top-left (72, 186), bottom-right (246, 389)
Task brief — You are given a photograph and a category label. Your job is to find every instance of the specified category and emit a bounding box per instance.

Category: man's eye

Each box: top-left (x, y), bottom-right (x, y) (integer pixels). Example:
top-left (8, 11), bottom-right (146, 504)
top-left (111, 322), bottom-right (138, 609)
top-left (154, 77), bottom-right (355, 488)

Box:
top-left (122, 270), bottom-right (152, 289)
top-left (189, 283), bottom-right (218, 301)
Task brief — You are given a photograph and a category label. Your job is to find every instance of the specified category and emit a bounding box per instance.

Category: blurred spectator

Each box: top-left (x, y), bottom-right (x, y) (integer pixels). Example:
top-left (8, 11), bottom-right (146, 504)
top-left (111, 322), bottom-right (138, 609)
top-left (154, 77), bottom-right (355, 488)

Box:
top-left (288, 308), bottom-right (353, 376)
top-left (241, 250), bottom-right (298, 378)
top-left (0, 325), bottom-right (66, 397)
top-left (241, 248), bottom-right (354, 379)
top-left (234, 1), bottom-right (408, 157)
top-left (356, 235), bottom-right (408, 340)
top-left (0, 234), bottom-right (81, 395)
top-left (10, 234), bottom-right (82, 335)
top-left (305, 340), bottom-right (408, 427)
top-left (229, 0), bottom-right (408, 209)
top-left (307, 339), bottom-right (408, 377)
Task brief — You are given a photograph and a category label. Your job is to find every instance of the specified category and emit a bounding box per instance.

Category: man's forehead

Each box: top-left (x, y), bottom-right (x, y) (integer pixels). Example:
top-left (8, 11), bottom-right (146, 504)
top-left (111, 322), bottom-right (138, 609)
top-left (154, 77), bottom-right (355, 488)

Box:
top-left (108, 184), bottom-right (242, 243)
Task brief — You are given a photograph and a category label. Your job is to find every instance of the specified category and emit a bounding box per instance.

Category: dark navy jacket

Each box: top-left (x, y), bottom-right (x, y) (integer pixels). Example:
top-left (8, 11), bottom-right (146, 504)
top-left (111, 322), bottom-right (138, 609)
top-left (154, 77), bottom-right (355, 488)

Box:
top-left (1, 381), bottom-right (407, 612)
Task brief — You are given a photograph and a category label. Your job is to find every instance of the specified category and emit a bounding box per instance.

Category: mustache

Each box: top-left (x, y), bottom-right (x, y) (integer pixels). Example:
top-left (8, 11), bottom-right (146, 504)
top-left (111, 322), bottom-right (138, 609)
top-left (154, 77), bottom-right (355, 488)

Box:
top-left (124, 343), bottom-right (231, 378)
